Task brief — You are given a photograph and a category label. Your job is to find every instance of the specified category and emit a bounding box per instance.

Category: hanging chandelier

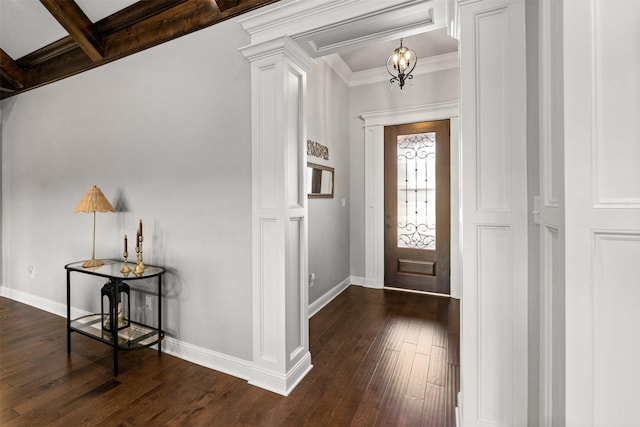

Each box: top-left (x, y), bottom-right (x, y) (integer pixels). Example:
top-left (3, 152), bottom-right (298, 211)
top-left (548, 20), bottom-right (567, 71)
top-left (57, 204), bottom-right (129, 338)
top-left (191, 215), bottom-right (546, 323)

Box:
top-left (386, 38), bottom-right (417, 90)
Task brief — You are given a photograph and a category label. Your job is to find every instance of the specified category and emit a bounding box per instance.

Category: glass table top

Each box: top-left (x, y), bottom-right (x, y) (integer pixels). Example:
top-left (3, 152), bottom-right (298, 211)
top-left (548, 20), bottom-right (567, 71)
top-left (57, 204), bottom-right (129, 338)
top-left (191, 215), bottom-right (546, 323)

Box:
top-left (65, 259), bottom-right (165, 279)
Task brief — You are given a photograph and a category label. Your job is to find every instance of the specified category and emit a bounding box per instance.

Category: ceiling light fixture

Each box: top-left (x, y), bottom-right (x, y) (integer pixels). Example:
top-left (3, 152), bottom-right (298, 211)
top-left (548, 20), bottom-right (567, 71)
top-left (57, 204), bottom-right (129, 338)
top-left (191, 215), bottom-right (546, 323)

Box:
top-left (386, 38), bottom-right (417, 90)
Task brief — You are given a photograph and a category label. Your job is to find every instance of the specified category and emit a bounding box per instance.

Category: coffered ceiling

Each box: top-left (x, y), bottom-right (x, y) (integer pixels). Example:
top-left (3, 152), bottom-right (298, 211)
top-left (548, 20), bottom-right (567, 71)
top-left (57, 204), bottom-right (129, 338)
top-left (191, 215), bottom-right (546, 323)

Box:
top-left (0, 0), bottom-right (278, 99)
top-left (339, 29), bottom-right (457, 73)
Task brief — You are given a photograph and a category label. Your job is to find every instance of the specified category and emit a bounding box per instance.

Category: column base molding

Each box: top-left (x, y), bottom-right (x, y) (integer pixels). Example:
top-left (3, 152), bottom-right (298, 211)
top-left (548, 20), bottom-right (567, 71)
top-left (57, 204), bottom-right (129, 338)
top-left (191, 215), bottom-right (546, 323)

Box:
top-left (249, 351), bottom-right (313, 396)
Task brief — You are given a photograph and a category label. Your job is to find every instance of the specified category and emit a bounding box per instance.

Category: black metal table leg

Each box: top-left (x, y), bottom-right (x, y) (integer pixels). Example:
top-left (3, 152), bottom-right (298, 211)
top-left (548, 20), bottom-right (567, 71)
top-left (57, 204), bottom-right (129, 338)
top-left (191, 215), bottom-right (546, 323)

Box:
top-left (158, 275), bottom-right (162, 354)
top-left (67, 269), bottom-right (71, 354)
top-left (112, 280), bottom-right (119, 377)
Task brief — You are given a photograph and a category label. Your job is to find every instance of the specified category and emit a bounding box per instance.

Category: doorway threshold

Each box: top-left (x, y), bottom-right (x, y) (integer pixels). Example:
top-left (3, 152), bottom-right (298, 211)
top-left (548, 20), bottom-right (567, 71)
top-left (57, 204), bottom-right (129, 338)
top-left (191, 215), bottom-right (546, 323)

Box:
top-left (383, 285), bottom-right (452, 299)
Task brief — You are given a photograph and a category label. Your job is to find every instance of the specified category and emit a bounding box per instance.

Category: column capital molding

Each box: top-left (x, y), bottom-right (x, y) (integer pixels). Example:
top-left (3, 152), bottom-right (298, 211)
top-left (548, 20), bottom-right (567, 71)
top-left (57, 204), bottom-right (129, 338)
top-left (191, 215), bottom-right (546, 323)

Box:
top-left (239, 36), bottom-right (316, 72)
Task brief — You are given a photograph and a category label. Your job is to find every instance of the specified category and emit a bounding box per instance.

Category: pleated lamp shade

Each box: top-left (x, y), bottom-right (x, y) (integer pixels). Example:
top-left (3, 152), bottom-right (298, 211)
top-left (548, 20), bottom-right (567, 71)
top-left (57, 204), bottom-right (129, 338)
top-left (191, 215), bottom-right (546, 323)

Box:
top-left (74, 185), bottom-right (115, 213)
top-left (74, 185), bottom-right (114, 268)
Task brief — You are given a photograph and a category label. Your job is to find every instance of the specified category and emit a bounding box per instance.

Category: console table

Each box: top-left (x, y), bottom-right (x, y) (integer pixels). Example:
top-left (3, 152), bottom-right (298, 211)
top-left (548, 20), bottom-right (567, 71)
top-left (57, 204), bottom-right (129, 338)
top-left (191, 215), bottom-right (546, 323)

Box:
top-left (65, 259), bottom-right (166, 376)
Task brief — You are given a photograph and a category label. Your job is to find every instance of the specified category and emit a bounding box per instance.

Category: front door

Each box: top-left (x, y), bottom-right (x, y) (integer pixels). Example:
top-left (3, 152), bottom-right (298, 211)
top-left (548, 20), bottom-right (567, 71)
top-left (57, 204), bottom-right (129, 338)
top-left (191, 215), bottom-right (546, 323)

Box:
top-left (384, 120), bottom-right (450, 293)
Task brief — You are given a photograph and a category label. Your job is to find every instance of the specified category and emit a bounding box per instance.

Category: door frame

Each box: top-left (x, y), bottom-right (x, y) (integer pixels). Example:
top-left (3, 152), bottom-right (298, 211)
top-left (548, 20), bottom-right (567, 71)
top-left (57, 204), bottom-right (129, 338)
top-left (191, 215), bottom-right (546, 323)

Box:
top-left (359, 102), bottom-right (461, 298)
top-left (383, 120), bottom-right (451, 294)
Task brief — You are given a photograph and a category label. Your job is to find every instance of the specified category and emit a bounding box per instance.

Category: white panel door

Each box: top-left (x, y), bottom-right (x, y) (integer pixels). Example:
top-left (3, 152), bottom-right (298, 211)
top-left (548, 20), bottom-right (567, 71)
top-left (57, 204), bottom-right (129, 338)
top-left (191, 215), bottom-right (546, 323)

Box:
top-left (458, 0), bottom-right (528, 425)
top-left (563, 1), bottom-right (640, 425)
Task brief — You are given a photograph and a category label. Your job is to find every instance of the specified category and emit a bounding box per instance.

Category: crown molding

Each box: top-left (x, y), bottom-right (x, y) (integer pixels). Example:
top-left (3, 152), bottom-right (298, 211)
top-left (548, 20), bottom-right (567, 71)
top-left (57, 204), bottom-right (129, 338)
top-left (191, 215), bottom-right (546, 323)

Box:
top-left (239, 0), bottom-right (439, 47)
top-left (292, 2), bottom-right (436, 58)
top-left (239, 0), bottom-right (357, 40)
top-left (321, 54), bottom-right (352, 85)
top-left (350, 51), bottom-right (458, 87)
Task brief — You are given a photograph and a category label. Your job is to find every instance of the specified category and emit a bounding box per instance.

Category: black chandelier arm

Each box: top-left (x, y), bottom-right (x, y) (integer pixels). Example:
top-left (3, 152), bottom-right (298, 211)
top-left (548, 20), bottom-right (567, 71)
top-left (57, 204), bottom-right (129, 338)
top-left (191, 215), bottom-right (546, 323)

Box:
top-left (386, 38), bottom-right (417, 90)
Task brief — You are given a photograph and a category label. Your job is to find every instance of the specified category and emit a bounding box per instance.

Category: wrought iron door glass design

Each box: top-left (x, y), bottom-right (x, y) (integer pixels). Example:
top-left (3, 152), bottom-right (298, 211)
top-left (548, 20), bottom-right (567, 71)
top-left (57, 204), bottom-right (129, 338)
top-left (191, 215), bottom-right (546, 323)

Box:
top-left (396, 132), bottom-right (436, 249)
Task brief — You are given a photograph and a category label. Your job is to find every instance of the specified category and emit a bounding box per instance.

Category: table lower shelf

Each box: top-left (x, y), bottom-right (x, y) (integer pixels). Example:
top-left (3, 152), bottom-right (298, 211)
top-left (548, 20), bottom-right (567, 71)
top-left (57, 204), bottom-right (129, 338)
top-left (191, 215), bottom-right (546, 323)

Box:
top-left (70, 314), bottom-right (163, 350)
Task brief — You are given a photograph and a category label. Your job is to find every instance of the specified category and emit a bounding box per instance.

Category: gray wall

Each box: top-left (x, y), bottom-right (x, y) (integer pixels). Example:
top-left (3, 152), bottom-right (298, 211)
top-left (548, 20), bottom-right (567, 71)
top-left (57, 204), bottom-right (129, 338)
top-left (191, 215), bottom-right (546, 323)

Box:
top-left (348, 69), bottom-right (459, 278)
top-left (1, 19), bottom-right (254, 360)
top-left (306, 59), bottom-right (350, 303)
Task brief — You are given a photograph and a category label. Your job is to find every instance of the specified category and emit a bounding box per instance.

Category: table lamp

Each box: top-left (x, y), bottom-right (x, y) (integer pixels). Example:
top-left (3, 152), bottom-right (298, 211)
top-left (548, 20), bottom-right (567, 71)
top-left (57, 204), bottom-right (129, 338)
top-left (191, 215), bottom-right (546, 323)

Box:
top-left (74, 185), bottom-right (115, 268)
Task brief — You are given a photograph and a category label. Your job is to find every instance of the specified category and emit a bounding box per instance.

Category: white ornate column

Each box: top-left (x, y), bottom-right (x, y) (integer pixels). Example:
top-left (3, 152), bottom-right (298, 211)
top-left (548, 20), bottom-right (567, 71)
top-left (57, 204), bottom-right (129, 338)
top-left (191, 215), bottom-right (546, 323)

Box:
top-left (458, 0), bottom-right (528, 425)
top-left (240, 37), bottom-right (314, 395)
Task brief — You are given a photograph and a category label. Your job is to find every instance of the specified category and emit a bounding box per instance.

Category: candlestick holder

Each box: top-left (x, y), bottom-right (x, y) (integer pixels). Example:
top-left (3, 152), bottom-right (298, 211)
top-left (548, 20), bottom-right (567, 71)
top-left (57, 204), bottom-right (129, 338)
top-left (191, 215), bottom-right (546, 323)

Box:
top-left (134, 236), bottom-right (145, 275)
top-left (120, 251), bottom-right (131, 276)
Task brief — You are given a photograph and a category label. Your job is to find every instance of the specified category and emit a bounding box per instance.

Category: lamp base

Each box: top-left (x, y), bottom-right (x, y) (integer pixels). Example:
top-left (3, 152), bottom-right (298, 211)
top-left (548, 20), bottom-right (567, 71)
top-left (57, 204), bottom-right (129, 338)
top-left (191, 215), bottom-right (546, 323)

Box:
top-left (82, 258), bottom-right (104, 268)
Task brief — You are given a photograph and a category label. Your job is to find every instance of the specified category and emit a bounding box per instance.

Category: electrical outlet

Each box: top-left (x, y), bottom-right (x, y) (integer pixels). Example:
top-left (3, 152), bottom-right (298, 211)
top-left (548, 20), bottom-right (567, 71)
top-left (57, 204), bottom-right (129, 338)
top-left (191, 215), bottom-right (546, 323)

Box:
top-left (27, 266), bottom-right (35, 279)
top-left (309, 272), bottom-right (315, 287)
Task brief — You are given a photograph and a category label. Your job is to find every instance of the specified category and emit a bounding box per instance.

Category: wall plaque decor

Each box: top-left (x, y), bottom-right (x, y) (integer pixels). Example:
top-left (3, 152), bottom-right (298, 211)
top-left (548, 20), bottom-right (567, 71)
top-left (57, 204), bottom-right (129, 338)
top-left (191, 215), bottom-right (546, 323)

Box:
top-left (307, 139), bottom-right (329, 160)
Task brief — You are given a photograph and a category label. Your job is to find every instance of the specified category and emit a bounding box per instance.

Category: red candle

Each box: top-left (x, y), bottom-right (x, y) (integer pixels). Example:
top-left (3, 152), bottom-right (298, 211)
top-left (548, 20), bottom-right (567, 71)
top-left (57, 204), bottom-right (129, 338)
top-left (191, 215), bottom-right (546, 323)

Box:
top-left (139, 219), bottom-right (143, 237)
top-left (124, 234), bottom-right (128, 253)
top-left (136, 230), bottom-right (140, 249)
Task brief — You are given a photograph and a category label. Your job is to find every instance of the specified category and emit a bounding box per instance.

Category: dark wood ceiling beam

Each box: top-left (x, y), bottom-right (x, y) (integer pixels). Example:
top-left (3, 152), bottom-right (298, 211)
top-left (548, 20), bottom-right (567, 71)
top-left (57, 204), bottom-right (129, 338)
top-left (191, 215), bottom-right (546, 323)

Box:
top-left (2, 0), bottom-right (279, 99)
top-left (0, 48), bottom-right (25, 90)
top-left (103, 0), bottom-right (276, 58)
top-left (18, 0), bottom-right (189, 69)
top-left (95, 0), bottom-right (188, 34)
top-left (39, 0), bottom-right (104, 61)
top-left (16, 37), bottom-right (78, 69)
top-left (103, 0), bottom-right (219, 58)
top-left (216, 0), bottom-right (240, 12)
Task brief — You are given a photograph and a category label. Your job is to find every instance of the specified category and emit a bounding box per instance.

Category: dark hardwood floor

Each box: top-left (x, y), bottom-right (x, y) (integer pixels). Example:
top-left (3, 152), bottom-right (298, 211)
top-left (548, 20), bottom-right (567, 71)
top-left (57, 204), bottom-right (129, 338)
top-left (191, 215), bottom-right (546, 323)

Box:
top-left (1, 286), bottom-right (459, 426)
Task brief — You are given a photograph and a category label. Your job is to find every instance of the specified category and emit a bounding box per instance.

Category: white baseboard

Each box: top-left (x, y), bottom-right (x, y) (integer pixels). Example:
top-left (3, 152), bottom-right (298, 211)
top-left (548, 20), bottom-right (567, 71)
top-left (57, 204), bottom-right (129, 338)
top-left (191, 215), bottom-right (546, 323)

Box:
top-left (161, 336), bottom-right (253, 381)
top-left (0, 286), bottom-right (253, 385)
top-left (350, 275), bottom-right (365, 286)
top-left (308, 276), bottom-right (351, 318)
top-left (350, 275), bottom-right (384, 289)
top-left (0, 285), bottom-right (90, 319)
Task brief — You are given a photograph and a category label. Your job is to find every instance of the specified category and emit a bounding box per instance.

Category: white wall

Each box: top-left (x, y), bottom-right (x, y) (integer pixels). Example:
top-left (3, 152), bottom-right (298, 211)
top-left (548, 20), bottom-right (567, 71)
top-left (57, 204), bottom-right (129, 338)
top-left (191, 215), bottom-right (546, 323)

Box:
top-left (306, 59), bottom-right (350, 304)
top-left (1, 19), bottom-right (254, 361)
top-left (348, 69), bottom-right (459, 278)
